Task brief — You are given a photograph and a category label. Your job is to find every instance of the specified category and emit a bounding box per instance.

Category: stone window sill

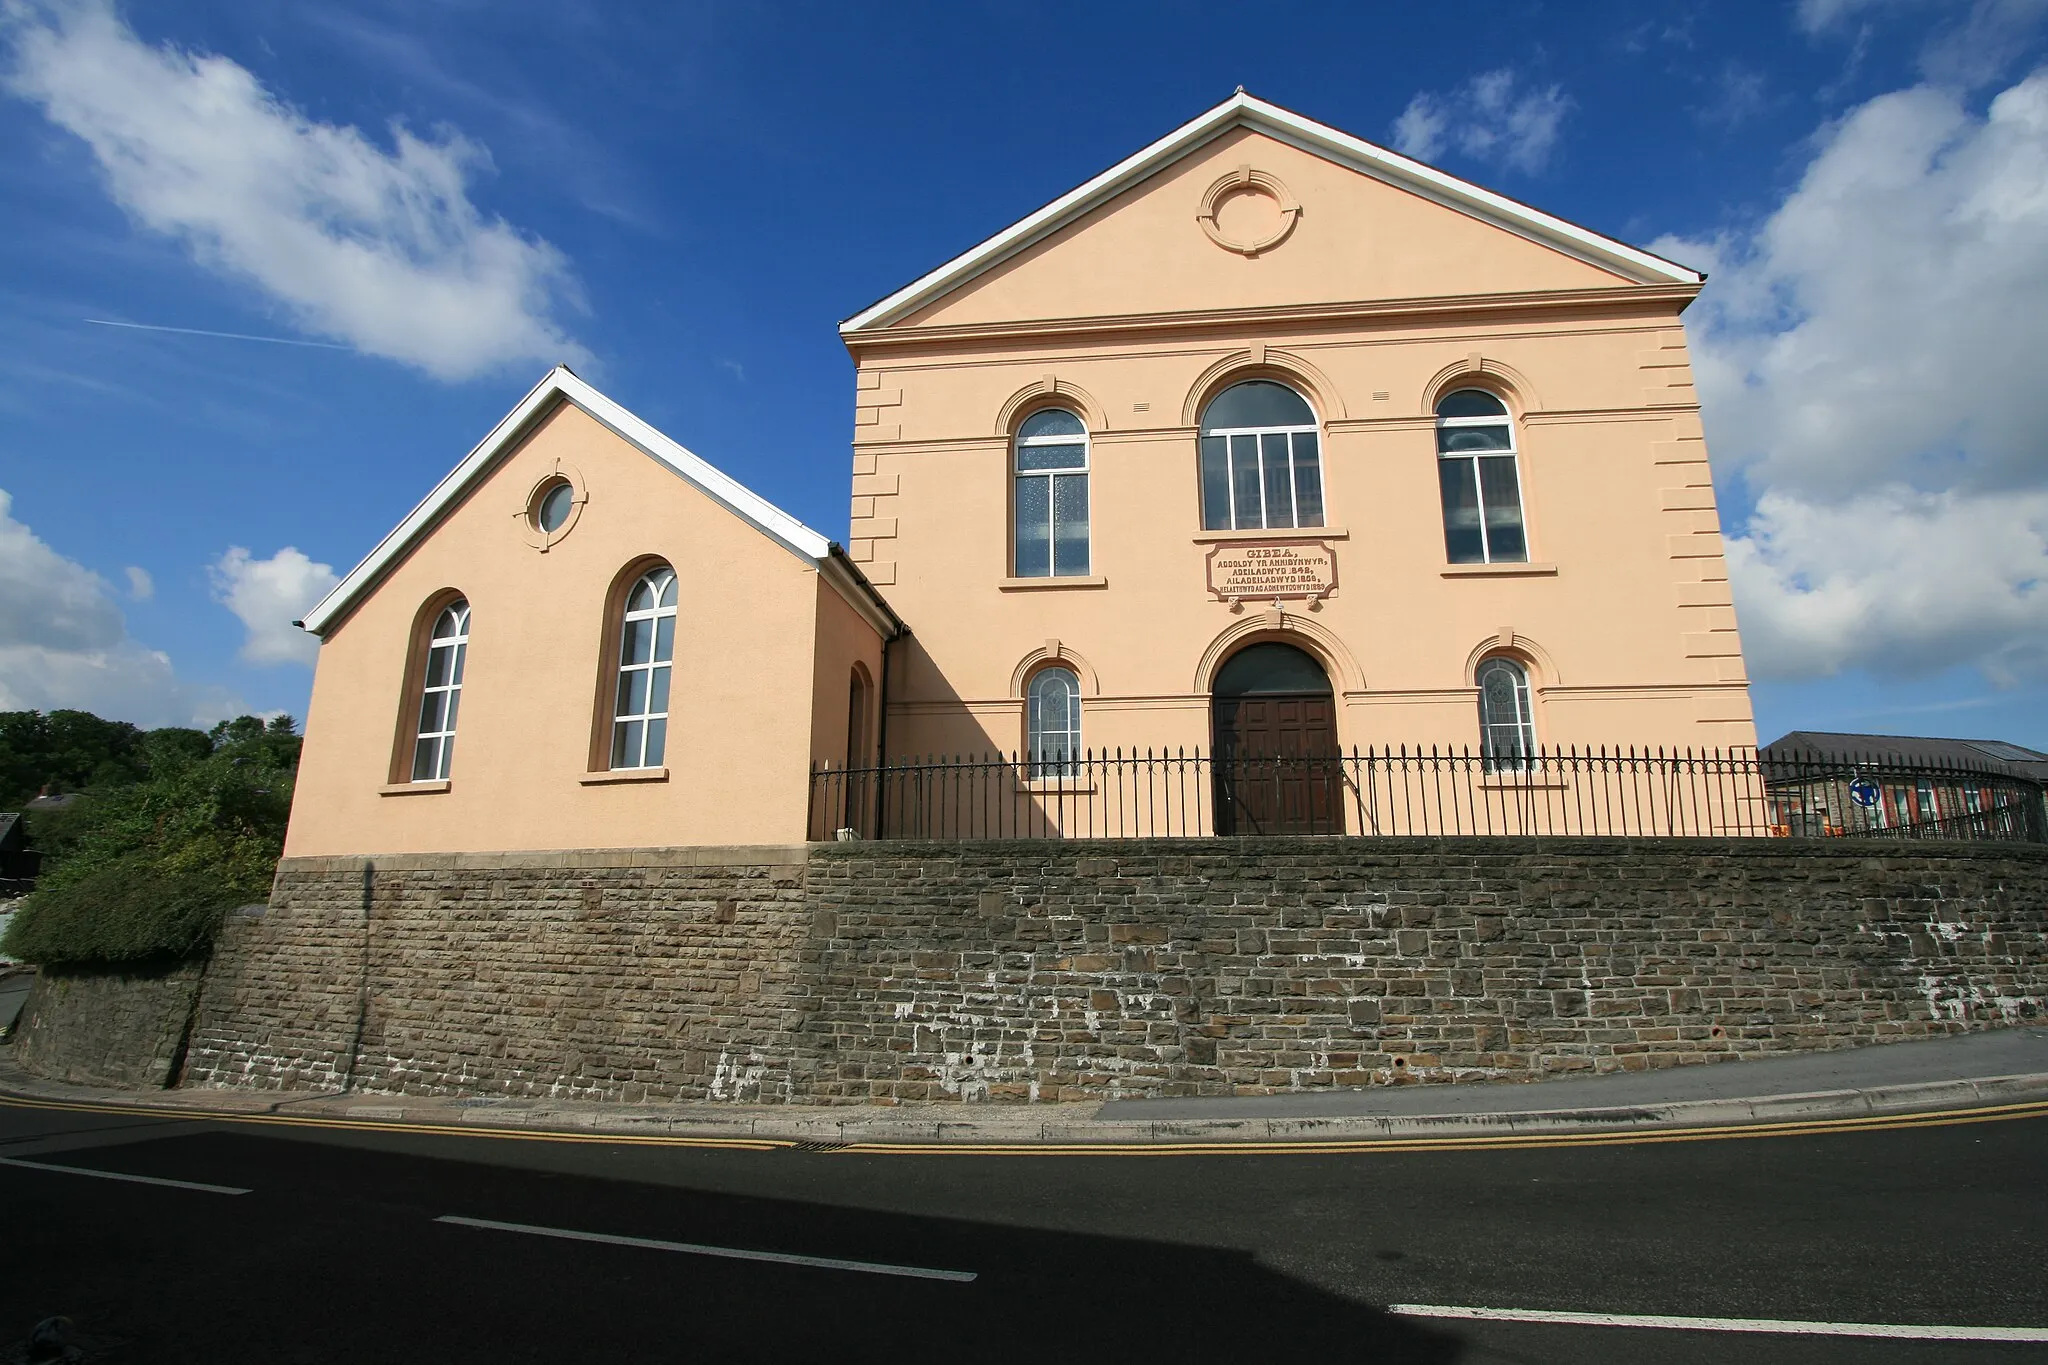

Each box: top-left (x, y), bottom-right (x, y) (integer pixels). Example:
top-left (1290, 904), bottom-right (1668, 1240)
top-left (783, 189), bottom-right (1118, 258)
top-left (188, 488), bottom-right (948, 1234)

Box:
top-left (380, 780), bottom-right (450, 796)
top-left (580, 767), bottom-right (670, 785)
top-left (998, 576), bottom-right (1108, 591)
top-left (1193, 526), bottom-right (1348, 544)
top-left (1441, 562), bottom-right (1558, 578)
top-left (1016, 779), bottom-right (1098, 795)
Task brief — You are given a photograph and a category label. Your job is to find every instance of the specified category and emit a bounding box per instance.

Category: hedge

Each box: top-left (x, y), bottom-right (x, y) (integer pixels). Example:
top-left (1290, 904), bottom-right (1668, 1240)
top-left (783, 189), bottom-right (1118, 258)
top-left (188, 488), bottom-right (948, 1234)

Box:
top-left (0, 859), bottom-right (244, 966)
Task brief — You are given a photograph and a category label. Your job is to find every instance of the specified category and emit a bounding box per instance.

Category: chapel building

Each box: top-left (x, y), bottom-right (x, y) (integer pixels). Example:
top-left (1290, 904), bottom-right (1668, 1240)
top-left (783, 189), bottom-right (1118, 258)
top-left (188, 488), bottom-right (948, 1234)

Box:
top-left (282, 93), bottom-right (1753, 856)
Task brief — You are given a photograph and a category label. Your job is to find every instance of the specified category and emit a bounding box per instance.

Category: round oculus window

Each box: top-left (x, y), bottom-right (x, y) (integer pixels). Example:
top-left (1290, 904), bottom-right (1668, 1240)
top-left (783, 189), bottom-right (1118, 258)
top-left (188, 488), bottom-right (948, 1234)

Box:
top-left (535, 480), bottom-right (575, 533)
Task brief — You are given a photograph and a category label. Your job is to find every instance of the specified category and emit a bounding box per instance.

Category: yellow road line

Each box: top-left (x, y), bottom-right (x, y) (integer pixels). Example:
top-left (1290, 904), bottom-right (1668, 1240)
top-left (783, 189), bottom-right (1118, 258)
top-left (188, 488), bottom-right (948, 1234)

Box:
top-left (1, 1089), bottom-right (2042, 1158)
top-left (832, 1098), bottom-right (2048, 1155)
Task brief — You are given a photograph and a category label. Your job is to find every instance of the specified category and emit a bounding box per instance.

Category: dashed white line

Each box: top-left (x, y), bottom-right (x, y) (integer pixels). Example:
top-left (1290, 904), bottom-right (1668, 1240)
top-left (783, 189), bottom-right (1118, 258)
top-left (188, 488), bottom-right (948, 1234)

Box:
top-left (0, 1155), bottom-right (249, 1195)
top-left (1389, 1304), bottom-right (2048, 1342)
top-left (434, 1215), bottom-right (977, 1282)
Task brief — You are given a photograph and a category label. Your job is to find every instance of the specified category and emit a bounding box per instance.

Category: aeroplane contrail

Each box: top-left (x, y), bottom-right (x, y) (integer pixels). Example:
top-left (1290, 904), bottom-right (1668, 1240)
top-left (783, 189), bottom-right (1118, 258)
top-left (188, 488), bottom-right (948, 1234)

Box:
top-left (84, 318), bottom-right (352, 350)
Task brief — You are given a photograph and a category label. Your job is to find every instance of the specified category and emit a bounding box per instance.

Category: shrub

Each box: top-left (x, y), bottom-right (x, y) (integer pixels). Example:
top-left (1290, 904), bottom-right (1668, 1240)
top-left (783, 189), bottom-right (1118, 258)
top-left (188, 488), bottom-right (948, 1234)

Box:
top-left (0, 714), bottom-right (298, 966)
top-left (0, 859), bottom-right (241, 966)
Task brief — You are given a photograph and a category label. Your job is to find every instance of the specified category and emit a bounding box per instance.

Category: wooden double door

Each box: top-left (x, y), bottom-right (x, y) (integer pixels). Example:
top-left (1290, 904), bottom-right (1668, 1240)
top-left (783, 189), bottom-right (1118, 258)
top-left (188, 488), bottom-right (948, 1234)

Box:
top-left (1212, 692), bottom-right (1343, 836)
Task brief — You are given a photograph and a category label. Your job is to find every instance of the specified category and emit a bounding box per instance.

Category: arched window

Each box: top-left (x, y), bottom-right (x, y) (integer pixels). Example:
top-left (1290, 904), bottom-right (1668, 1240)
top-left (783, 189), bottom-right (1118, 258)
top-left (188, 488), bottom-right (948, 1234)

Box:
top-left (411, 600), bottom-right (469, 781)
top-left (1027, 667), bottom-right (1081, 778)
top-left (1476, 656), bottom-right (1536, 771)
top-left (1014, 409), bottom-right (1089, 577)
top-left (1436, 388), bottom-right (1527, 564)
top-left (610, 566), bottom-right (677, 769)
top-left (1200, 380), bottom-right (1323, 531)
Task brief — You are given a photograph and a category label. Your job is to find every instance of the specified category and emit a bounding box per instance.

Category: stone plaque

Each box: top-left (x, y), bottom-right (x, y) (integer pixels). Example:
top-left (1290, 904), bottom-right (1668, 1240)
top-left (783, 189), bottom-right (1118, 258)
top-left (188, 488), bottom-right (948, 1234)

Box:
top-left (1205, 540), bottom-right (1337, 604)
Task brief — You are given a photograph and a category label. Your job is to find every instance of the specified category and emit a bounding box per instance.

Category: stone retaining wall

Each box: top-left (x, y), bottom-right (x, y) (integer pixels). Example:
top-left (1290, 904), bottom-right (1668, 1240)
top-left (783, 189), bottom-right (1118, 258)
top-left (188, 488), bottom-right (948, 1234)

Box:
top-left (805, 839), bottom-right (2048, 1101)
top-left (180, 847), bottom-right (810, 1102)
top-left (94, 838), bottom-right (2048, 1103)
top-left (14, 960), bottom-right (206, 1087)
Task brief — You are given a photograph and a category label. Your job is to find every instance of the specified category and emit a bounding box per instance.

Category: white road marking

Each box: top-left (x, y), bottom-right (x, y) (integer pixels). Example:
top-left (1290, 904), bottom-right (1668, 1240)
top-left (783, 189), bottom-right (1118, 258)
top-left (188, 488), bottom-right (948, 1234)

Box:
top-left (435, 1215), bottom-right (977, 1282)
top-left (1389, 1304), bottom-right (2048, 1342)
top-left (0, 1155), bottom-right (249, 1195)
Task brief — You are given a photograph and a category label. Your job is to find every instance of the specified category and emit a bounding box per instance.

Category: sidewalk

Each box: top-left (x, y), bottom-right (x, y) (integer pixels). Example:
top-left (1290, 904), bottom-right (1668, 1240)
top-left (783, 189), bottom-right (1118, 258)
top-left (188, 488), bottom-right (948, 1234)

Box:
top-left (4, 1028), bottom-right (2046, 1148)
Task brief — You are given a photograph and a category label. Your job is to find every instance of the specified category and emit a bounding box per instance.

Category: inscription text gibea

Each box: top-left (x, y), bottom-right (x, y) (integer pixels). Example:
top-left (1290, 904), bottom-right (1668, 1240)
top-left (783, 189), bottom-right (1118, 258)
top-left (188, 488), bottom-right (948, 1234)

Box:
top-left (1208, 544), bottom-right (1336, 599)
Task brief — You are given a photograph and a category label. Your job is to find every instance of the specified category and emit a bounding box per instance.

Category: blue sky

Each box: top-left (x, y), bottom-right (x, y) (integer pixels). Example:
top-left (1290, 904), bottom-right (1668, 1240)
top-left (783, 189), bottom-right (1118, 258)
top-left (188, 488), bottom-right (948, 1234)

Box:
top-left (3, 0), bottom-right (2047, 747)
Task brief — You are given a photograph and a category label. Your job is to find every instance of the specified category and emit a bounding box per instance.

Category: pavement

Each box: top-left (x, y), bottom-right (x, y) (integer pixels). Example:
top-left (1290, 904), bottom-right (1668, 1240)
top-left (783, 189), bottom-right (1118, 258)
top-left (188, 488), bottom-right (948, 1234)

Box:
top-left (5, 1025), bottom-right (2047, 1147)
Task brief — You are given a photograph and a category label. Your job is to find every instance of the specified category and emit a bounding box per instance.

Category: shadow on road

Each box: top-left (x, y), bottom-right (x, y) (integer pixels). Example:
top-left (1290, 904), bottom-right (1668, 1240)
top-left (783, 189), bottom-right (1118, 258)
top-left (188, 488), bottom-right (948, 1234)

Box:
top-left (0, 1128), bottom-right (1468, 1363)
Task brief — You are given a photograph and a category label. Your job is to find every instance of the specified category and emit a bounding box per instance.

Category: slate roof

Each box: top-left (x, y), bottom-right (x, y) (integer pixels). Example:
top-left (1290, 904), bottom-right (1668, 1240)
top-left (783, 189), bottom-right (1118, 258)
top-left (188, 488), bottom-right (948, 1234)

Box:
top-left (1761, 730), bottom-right (2048, 781)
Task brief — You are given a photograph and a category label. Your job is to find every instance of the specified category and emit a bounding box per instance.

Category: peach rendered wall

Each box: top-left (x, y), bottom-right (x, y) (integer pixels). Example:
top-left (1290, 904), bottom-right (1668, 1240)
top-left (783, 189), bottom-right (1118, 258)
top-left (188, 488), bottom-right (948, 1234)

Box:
top-left (847, 127), bottom-right (1754, 761)
top-left (286, 401), bottom-right (849, 856)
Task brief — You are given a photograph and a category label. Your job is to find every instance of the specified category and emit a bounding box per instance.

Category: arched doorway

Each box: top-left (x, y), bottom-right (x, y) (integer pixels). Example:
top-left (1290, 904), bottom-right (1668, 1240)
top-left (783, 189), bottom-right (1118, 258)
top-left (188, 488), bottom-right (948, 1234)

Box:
top-left (1211, 642), bottom-right (1342, 835)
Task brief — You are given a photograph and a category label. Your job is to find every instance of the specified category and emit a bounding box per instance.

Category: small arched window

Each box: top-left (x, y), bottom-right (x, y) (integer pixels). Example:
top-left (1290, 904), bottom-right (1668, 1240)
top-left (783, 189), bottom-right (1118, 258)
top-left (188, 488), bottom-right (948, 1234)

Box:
top-left (610, 566), bottom-right (677, 769)
top-left (1014, 409), bottom-right (1089, 577)
top-left (1436, 388), bottom-right (1527, 564)
top-left (1027, 667), bottom-right (1082, 779)
top-left (1476, 657), bottom-right (1536, 771)
top-left (1200, 380), bottom-right (1323, 531)
top-left (411, 600), bottom-right (469, 781)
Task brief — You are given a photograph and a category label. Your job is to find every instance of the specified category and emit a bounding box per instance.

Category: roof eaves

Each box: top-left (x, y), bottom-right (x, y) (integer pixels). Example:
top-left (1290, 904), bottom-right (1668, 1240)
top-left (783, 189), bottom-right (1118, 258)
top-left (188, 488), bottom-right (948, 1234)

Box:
top-left (840, 91), bottom-right (1700, 337)
top-left (300, 368), bottom-right (834, 637)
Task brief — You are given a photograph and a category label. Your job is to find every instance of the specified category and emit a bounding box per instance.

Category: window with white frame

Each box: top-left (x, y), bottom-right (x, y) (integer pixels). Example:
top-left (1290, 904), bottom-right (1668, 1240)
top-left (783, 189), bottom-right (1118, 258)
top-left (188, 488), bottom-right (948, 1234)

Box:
top-left (1476, 656), bottom-right (1536, 771)
top-left (611, 566), bottom-right (676, 769)
top-left (1436, 388), bottom-right (1528, 564)
top-left (411, 600), bottom-right (469, 781)
top-left (1014, 409), bottom-right (1090, 576)
top-left (1199, 381), bottom-right (1324, 531)
top-left (1027, 667), bottom-right (1081, 778)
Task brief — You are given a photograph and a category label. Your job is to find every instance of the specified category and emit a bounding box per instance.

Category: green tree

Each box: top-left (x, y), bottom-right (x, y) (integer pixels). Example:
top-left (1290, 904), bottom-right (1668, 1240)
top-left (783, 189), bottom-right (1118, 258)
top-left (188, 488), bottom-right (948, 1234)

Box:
top-left (0, 709), bottom-right (149, 809)
top-left (1, 715), bottom-right (301, 966)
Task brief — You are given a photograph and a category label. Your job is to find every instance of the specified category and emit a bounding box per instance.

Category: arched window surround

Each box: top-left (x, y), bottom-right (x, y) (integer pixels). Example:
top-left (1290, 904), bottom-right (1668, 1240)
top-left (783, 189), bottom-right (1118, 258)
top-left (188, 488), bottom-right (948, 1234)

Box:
top-left (1435, 386), bottom-right (1530, 565)
top-left (586, 557), bottom-right (678, 776)
top-left (1198, 379), bottom-right (1326, 532)
top-left (1475, 654), bottom-right (1539, 772)
top-left (1011, 407), bottom-right (1091, 578)
top-left (1024, 663), bottom-right (1083, 780)
top-left (389, 590), bottom-right (470, 786)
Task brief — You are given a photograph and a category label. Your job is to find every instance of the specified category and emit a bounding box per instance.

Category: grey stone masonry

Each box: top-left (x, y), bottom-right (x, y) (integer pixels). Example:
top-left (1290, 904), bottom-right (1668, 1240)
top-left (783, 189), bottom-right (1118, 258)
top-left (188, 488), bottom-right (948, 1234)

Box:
top-left (16, 960), bottom-right (206, 1088)
top-left (802, 838), bottom-right (2048, 1101)
top-left (145, 837), bottom-right (2048, 1105)
top-left (180, 847), bottom-right (811, 1102)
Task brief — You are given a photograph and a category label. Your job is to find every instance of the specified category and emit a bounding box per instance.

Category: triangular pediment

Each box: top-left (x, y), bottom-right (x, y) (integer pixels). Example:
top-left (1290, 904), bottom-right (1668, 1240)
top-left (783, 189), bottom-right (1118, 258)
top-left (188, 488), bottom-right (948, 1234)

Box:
top-left (843, 93), bottom-right (1697, 334)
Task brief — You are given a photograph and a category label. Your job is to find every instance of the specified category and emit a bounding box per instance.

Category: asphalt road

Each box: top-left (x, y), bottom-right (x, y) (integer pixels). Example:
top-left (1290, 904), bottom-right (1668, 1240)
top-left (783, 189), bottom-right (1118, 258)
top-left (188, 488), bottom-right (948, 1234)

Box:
top-left (0, 1097), bottom-right (2043, 1363)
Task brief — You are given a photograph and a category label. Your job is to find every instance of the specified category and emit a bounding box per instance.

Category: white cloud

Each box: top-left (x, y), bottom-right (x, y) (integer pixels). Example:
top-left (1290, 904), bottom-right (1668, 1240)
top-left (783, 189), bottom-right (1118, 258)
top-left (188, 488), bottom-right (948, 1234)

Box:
top-left (123, 564), bottom-right (151, 600)
top-left (1664, 68), bottom-right (2048, 683)
top-left (208, 546), bottom-right (336, 667)
top-left (1, 0), bottom-right (590, 382)
top-left (1391, 69), bottom-right (1572, 174)
top-left (0, 489), bottom-right (240, 725)
top-left (1726, 486), bottom-right (2048, 683)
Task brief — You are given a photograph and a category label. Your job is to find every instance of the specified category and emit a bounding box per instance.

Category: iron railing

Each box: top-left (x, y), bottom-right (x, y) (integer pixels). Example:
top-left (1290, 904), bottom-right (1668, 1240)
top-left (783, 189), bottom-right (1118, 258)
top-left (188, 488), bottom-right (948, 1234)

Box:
top-left (807, 745), bottom-right (2048, 843)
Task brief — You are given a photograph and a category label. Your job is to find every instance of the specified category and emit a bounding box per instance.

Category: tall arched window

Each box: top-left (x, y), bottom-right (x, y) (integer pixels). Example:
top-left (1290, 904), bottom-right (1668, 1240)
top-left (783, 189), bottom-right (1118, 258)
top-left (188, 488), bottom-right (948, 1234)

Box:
top-left (1436, 388), bottom-right (1527, 563)
top-left (1027, 667), bottom-right (1081, 778)
top-left (1200, 380), bottom-right (1323, 531)
top-left (611, 566), bottom-right (677, 769)
top-left (411, 600), bottom-right (469, 781)
top-left (1013, 409), bottom-right (1089, 577)
top-left (1476, 656), bottom-right (1536, 771)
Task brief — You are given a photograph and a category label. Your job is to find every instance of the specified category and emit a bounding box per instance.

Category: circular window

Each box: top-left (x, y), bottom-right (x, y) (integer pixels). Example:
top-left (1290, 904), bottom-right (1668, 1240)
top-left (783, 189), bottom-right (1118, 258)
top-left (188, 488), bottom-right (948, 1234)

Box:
top-left (535, 479), bottom-right (575, 533)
